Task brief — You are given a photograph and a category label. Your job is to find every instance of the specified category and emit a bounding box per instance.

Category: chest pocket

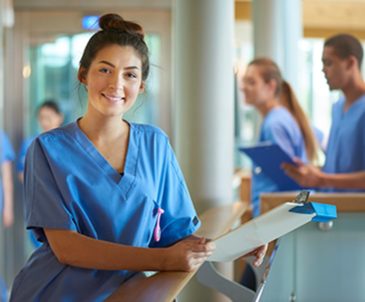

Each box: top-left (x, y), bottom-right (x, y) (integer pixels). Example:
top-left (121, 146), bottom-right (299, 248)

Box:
top-left (126, 178), bottom-right (162, 246)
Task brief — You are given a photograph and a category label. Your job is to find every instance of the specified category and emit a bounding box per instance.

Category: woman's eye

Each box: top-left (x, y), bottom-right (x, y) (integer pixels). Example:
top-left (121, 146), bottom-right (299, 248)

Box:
top-left (99, 67), bottom-right (111, 74)
top-left (126, 72), bottom-right (137, 79)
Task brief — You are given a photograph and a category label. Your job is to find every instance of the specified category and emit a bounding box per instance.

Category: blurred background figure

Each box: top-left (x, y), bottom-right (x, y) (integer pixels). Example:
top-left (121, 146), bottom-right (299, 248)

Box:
top-left (283, 34), bottom-right (365, 191)
top-left (0, 129), bottom-right (15, 301)
top-left (0, 130), bottom-right (15, 228)
top-left (239, 57), bottom-right (318, 217)
top-left (17, 100), bottom-right (64, 183)
top-left (0, 276), bottom-right (7, 302)
top-left (238, 57), bottom-right (319, 292)
top-left (16, 100), bottom-right (63, 249)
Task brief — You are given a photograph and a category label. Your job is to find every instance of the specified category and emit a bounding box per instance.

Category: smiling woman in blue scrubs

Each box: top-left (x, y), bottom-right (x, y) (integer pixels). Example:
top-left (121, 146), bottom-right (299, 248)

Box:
top-left (9, 13), bottom-right (216, 301)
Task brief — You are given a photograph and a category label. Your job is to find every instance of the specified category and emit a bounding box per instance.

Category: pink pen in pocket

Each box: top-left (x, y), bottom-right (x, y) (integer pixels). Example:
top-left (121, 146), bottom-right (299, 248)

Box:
top-left (154, 207), bottom-right (164, 242)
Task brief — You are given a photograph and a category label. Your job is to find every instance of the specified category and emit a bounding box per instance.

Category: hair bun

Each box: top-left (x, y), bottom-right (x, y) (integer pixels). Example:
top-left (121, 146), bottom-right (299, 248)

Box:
top-left (99, 13), bottom-right (144, 38)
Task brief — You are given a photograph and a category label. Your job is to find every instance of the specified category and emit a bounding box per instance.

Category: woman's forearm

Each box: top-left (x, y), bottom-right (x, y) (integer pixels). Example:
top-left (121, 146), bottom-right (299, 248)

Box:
top-left (45, 229), bottom-right (167, 271)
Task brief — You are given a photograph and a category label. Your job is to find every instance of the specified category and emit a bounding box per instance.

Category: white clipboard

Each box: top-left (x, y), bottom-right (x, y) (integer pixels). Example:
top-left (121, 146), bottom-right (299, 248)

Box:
top-left (208, 202), bottom-right (316, 262)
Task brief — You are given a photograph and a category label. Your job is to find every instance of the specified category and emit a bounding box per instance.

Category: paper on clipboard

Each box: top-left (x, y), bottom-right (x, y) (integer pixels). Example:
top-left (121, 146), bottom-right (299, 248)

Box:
top-left (208, 202), bottom-right (316, 262)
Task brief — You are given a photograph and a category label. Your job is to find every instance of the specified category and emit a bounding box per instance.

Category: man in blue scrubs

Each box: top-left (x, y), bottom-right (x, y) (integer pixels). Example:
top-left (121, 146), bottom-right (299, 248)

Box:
top-left (283, 34), bottom-right (365, 190)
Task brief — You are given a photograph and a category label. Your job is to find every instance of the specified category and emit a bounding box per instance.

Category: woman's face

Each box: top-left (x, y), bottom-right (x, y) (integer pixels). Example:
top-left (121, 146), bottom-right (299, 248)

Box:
top-left (38, 107), bottom-right (63, 132)
top-left (240, 65), bottom-right (274, 107)
top-left (81, 44), bottom-right (144, 118)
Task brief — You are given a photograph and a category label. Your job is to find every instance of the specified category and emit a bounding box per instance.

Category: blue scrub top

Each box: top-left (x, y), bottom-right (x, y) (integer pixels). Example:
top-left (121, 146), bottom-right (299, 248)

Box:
top-left (322, 95), bottom-right (365, 192)
top-left (16, 136), bottom-right (42, 249)
top-left (0, 130), bottom-right (15, 212)
top-left (251, 107), bottom-right (307, 216)
top-left (10, 121), bottom-right (200, 302)
top-left (0, 276), bottom-right (7, 302)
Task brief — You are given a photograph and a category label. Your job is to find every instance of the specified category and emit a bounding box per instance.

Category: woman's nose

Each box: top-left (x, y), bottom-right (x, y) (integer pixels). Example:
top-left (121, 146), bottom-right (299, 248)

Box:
top-left (109, 73), bottom-right (124, 89)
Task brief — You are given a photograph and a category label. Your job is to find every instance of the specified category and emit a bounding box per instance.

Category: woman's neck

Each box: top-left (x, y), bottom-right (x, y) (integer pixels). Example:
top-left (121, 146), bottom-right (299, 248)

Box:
top-left (78, 112), bottom-right (127, 143)
top-left (256, 98), bottom-right (281, 117)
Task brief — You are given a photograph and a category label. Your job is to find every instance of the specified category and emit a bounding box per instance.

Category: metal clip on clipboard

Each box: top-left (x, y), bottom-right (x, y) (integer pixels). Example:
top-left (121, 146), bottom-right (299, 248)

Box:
top-left (293, 190), bottom-right (310, 204)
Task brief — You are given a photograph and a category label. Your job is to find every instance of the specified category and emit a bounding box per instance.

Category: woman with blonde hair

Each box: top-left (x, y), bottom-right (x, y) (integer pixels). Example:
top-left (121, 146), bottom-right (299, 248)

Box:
top-left (239, 57), bottom-right (318, 216)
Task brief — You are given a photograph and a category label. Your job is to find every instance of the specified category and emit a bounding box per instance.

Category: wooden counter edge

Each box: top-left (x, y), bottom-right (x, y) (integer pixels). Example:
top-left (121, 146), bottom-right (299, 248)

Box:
top-left (106, 201), bottom-right (249, 302)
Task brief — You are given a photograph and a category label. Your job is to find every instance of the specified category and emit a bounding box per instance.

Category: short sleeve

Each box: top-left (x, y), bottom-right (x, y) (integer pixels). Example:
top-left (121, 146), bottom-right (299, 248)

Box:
top-left (266, 123), bottom-right (296, 158)
top-left (151, 142), bottom-right (200, 247)
top-left (24, 138), bottom-right (77, 242)
top-left (0, 131), bottom-right (15, 164)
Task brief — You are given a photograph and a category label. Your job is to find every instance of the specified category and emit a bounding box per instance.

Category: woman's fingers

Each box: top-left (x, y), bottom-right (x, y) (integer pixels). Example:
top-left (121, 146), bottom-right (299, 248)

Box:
top-left (252, 244), bottom-right (268, 267)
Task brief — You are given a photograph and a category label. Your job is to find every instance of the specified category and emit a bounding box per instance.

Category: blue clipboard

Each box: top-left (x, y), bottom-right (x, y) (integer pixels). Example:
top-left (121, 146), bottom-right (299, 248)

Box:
top-left (239, 143), bottom-right (301, 190)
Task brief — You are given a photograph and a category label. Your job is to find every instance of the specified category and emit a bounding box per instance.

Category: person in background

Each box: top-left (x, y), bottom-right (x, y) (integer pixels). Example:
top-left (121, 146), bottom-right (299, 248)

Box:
top-left (283, 34), bottom-right (365, 190)
top-left (10, 13), bottom-right (266, 301)
top-left (239, 57), bottom-right (318, 217)
top-left (17, 100), bottom-right (64, 249)
top-left (0, 130), bottom-right (15, 228)
top-left (0, 277), bottom-right (7, 302)
top-left (17, 100), bottom-right (64, 183)
top-left (238, 58), bottom-right (318, 292)
top-left (0, 129), bottom-right (15, 301)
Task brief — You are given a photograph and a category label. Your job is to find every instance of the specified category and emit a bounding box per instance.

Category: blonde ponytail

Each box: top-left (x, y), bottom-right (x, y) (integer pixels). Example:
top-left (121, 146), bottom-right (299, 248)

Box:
top-left (280, 81), bottom-right (318, 162)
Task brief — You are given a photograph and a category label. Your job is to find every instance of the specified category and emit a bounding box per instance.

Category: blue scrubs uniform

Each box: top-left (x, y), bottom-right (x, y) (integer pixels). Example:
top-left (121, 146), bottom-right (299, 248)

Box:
top-left (0, 130), bottom-right (15, 301)
top-left (0, 277), bottom-right (7, 302)
top-left (10, 121), bottom-right (200, 302)
top-left (322, 95), bottom-right (365, 192)
top-left (251, 107), bottom-right (307, 216)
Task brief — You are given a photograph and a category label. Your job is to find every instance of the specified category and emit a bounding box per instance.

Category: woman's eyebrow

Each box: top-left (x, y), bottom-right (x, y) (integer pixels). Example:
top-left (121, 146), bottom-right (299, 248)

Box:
top-left (98, 60), bottom-right (115, 67)
top-left (98, 61), bottom-right (140, 70)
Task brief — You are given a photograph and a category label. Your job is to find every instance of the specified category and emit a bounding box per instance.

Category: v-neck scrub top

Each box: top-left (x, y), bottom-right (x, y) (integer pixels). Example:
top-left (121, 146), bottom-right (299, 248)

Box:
top-left (10, 121), bottom-right (200, 302)
top-left (322, 95), bottom-right (365, 192)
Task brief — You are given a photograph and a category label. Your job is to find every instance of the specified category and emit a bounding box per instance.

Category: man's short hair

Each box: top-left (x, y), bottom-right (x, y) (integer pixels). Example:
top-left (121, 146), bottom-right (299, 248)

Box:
top-left (324, 34), bottom-right (363, 68)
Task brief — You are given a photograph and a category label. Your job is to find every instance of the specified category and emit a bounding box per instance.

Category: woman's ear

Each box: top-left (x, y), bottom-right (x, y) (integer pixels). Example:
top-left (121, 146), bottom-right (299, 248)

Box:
top-left (78, 67), bottom-right (87, 85)
top-left (267, 78), bottom-right (277, 94)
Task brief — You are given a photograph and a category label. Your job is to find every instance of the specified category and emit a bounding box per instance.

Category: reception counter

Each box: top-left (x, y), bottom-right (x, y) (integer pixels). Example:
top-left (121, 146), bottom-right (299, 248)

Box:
top-left (259, 192), bottom-right (365, 302)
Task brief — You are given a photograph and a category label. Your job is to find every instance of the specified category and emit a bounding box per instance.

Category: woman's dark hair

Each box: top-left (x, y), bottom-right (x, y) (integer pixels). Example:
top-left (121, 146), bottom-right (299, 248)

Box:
top-left (38, 99), bottom-right (61, 115)
top-left (249, 58), bottom-right (318, 163)
top-left (324, 34), bottom-right (363, 69)
top-left (78, 13), bottom-right (149, 81)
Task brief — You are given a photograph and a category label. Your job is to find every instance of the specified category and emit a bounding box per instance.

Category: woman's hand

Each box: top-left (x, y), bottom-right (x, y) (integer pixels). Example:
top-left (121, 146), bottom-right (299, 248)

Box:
top-left (243, 244), bottom-right (268, 267)
top-left (163, 237), bottom-right (215, 272)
